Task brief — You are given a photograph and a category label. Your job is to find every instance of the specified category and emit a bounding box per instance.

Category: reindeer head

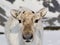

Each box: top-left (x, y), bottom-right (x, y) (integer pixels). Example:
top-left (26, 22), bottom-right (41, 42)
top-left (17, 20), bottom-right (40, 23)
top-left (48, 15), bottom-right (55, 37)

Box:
top-left (10, 7), bottom-right (47, 42)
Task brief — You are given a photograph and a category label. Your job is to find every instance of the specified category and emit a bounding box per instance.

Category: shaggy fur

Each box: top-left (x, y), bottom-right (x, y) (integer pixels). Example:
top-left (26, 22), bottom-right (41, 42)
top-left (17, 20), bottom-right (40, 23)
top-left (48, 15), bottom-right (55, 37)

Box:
top-left (5, 7), bottom-right (47, 45)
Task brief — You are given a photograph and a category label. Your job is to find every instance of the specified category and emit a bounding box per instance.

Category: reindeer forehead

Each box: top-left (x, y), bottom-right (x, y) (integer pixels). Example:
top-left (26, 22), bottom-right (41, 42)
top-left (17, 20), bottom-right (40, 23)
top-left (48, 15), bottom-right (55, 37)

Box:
top-left (21, 11), bottom-right (35, 19)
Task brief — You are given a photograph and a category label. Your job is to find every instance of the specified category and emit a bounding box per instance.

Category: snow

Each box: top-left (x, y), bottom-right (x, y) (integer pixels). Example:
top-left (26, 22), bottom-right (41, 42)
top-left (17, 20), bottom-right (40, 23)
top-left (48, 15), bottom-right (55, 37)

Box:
top-left (0, 35), bottom-right (8, 45)
top-left (43, 30), bottom-right (60, 45)
top-left (0, 25), bottom-right (5, 32)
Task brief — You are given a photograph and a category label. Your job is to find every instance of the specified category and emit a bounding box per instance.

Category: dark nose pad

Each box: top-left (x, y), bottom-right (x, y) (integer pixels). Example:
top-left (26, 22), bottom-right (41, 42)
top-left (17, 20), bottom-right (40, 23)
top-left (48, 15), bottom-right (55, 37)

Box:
top-left (22, 34), bottom-right (33, 40)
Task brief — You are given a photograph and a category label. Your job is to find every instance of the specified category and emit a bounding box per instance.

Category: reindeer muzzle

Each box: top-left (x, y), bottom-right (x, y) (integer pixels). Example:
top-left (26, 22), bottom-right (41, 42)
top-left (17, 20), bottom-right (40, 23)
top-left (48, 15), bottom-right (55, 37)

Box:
top-left (22, 33), bottom-right (33, 42)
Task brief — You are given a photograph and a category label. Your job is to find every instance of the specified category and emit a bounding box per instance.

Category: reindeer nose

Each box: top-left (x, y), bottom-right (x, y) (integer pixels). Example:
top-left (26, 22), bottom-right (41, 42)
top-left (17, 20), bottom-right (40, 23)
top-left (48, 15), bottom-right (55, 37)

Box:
top-left (22, 34), bottom-right (33, 40)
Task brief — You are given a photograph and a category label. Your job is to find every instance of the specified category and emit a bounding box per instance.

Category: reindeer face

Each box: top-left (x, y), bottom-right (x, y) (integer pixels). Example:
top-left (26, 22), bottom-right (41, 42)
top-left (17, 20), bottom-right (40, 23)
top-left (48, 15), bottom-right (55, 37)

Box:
top-left (11, 7), bottom-right (47, 42)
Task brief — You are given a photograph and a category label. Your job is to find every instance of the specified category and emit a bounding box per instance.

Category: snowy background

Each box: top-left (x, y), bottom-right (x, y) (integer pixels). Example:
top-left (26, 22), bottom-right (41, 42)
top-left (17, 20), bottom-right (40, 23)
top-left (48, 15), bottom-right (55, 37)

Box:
top-left (0, 0), bottom-right (60, 45)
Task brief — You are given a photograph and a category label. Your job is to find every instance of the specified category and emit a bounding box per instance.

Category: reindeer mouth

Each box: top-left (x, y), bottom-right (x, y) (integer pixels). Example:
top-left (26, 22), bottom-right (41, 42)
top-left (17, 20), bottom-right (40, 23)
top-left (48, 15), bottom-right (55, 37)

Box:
top-left (25, 39), bottom-right (31, 42)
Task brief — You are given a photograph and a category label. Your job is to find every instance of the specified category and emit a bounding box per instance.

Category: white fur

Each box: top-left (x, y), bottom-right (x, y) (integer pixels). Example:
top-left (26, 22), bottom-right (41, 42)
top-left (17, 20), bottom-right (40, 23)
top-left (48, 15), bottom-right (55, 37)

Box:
top-left (5, 14), bottom-right (44, 45)
top-left (5, 16), bottom-right (20, 45)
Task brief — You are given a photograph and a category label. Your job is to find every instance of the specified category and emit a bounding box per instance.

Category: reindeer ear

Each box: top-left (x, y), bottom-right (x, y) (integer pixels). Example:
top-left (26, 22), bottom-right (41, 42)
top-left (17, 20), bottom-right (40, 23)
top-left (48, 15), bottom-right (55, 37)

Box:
top-left (10, 9), bottom-right (18, 18)
top-left (37, 8), bottom-right (47, 17)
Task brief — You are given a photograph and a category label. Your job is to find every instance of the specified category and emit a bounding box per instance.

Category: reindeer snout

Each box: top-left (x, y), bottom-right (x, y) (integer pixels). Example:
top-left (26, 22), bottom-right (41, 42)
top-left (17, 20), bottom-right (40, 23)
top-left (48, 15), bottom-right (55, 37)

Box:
top-left (22, 25), bottom-right (33, 42)
top-left (22, 34), bottom-right (33, 40)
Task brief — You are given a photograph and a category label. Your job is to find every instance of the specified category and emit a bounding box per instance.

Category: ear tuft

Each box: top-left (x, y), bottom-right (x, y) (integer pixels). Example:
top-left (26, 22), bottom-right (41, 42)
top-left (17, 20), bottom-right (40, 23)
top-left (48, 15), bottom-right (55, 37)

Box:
top-left (10, 9), bottom-right (18, 18)
top-left (37, 8), bottom-right (47, 17)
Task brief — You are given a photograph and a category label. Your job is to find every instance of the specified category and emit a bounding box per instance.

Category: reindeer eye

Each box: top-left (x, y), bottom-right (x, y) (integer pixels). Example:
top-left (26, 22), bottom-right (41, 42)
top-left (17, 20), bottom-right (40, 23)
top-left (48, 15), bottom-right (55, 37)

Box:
top-left (35, 19), bottom-right (39, 23)
top-left (19, 20), bottom-right (21, 23)
top-left (32, 11), bottom-right (35, 13)
top-left (23, 11), bottom-right (25, 14)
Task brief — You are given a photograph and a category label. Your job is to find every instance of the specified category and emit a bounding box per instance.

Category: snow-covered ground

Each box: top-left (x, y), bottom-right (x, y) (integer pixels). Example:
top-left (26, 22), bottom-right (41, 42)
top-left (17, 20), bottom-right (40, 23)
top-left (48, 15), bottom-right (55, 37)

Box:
top-left (43, 30), bottom-right (60, 45)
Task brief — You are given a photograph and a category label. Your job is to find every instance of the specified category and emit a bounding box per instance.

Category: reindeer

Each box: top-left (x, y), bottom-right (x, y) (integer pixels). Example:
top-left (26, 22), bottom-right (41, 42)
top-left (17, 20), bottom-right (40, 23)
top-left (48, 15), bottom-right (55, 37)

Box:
top-left (5, 7), bottom-right (47, 45)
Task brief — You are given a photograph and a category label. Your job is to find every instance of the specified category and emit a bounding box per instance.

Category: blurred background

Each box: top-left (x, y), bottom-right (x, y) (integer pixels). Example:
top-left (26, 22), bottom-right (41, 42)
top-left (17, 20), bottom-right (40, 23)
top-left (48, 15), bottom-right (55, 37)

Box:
top-left (0, 0), bottom-right (60, 45)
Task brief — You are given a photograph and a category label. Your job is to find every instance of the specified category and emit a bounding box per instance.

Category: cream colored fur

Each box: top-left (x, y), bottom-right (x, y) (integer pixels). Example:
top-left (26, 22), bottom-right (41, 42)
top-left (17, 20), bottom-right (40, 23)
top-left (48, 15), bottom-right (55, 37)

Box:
top-left (5, 7), bottom-right (47, 45)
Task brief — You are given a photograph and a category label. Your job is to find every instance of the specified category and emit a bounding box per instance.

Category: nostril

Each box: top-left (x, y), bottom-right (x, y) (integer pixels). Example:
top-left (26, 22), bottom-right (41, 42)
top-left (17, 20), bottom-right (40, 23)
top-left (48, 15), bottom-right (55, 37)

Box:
top-left (29, 35), bottom-right (33, 39)
top-left (22, 35), bottom-right (26, 39)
